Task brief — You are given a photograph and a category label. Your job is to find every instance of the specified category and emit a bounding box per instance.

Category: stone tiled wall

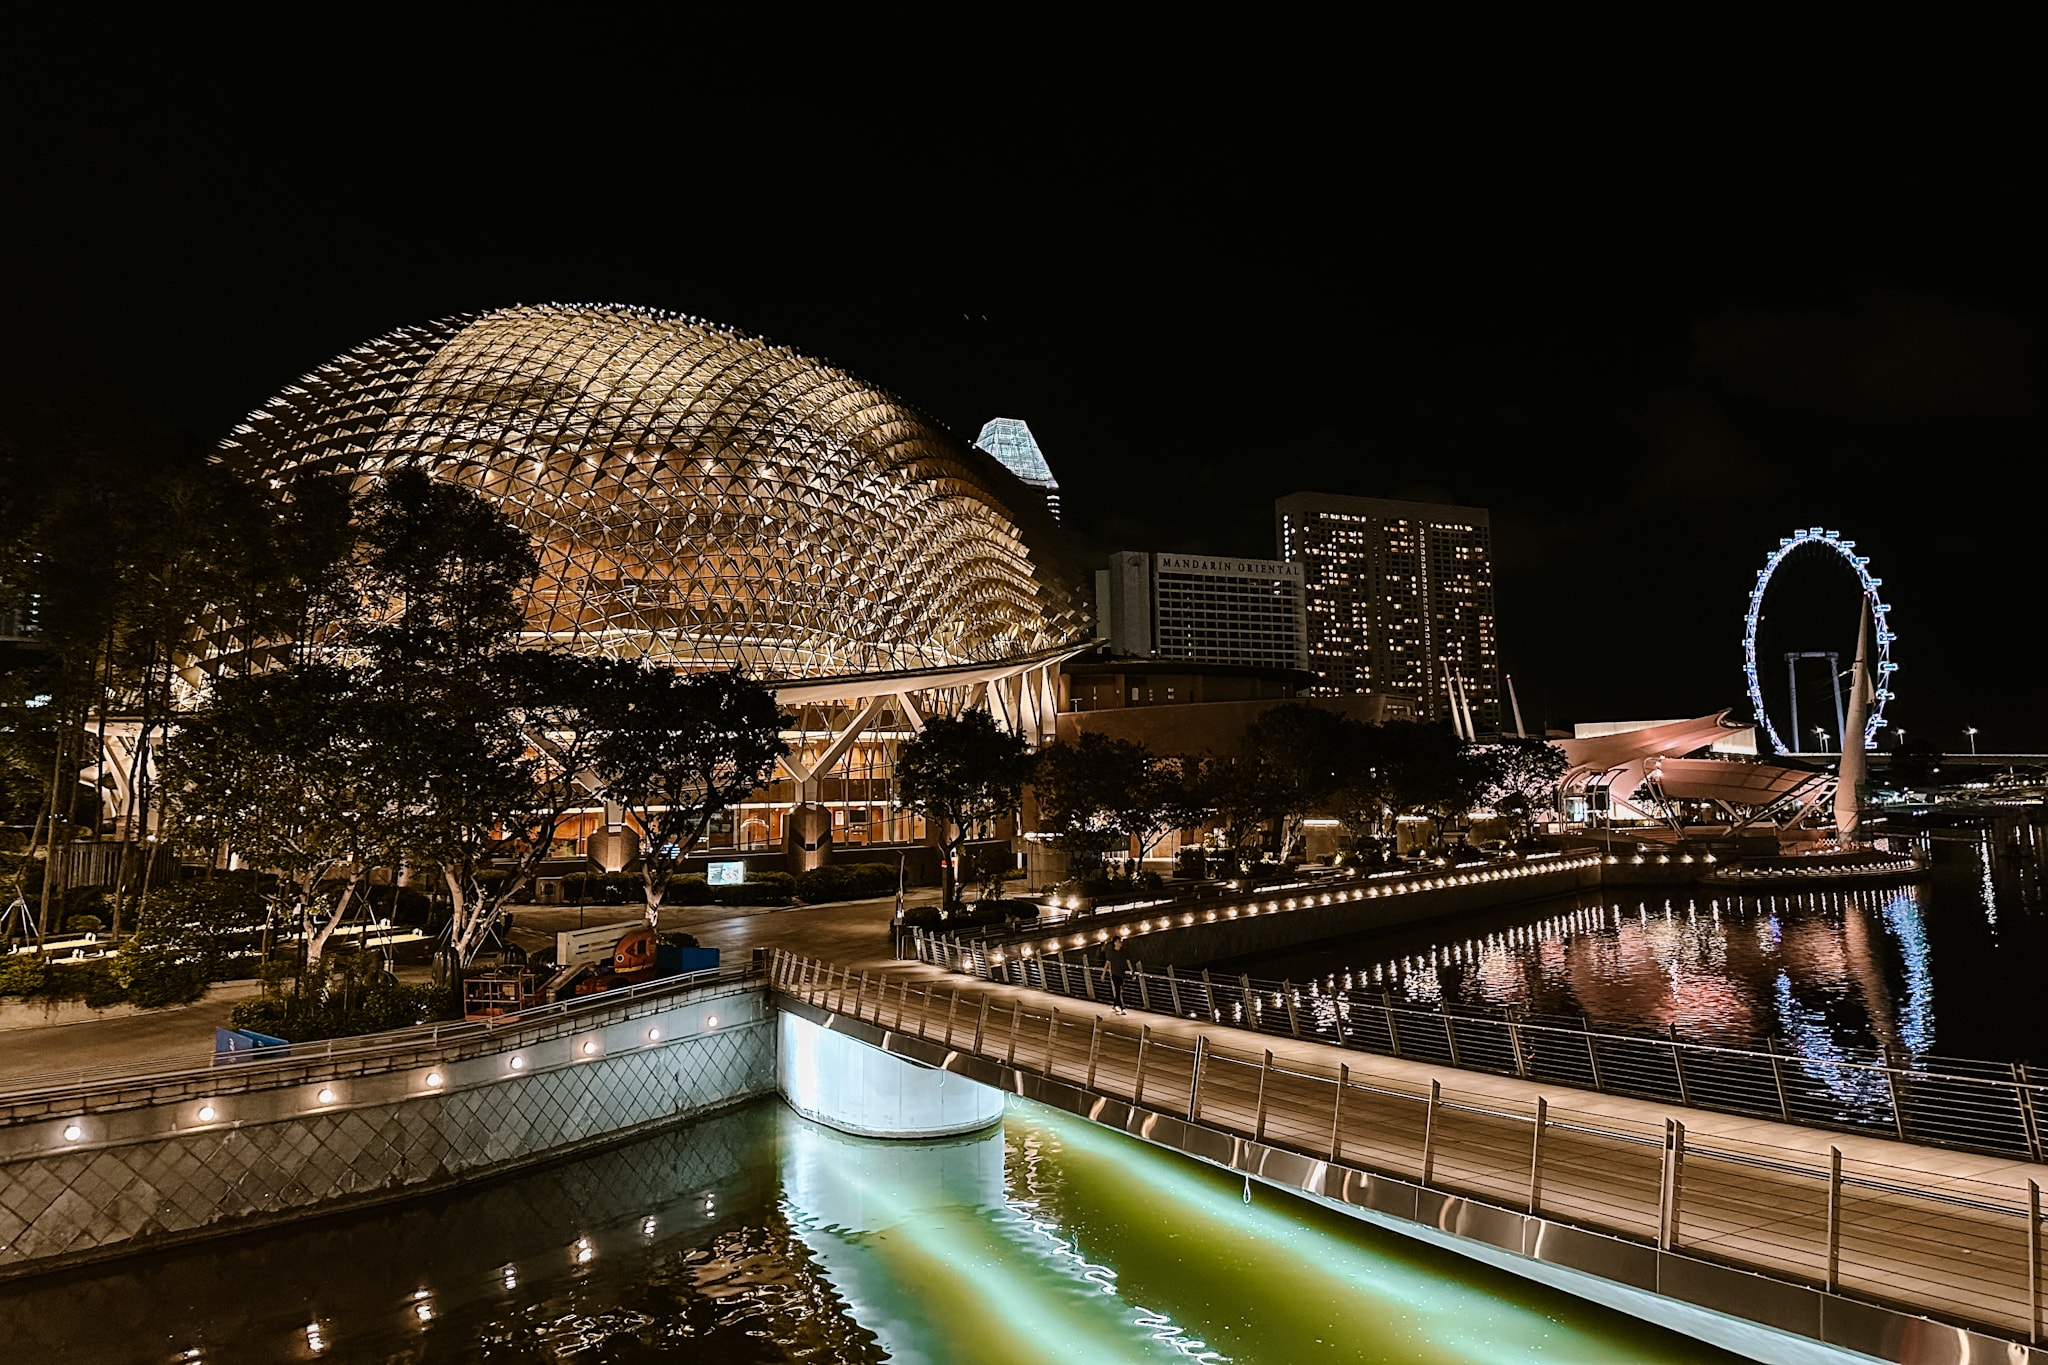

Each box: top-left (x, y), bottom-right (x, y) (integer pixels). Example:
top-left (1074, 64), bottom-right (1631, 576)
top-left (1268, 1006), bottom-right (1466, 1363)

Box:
top-left (0, 979), bottom-right (775, 1277)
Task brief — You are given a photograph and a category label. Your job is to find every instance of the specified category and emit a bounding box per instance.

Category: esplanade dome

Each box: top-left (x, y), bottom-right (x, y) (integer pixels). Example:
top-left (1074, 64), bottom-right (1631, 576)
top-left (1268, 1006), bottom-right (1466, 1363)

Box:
top-left (216, 303), bottom-right (1084, 678)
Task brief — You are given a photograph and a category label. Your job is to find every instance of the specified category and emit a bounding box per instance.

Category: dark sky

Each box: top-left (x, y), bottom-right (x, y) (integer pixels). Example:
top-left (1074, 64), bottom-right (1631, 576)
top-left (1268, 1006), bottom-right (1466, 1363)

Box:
top-left (5, 58), bottom-right (2040, 749)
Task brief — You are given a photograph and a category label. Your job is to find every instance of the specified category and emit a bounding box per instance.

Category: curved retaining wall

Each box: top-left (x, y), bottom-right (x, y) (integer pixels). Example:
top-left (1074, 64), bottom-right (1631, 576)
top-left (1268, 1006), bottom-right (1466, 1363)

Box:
top-left (778, 1011), bottom-right (1002, 1138)
top-left (0, 974), bottom-right (774, 1279)
top-left (1039, 857), bottom-right (1605, 972)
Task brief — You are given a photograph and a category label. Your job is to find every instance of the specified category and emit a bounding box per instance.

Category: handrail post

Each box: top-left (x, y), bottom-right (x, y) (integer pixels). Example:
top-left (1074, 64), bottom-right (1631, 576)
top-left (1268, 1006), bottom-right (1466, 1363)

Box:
top-left (1045, 1009), bottom-right (1060, 1074)
top-left (1189, 1035), bottom-right (1208, 1121)
top-left (1507, 1007), bottom-right (1528, 1079)
top-left (1006, 1003), bottom-right (1022, 1065)
top-left (2018, 1062), bottom-right (2044, 1164)
top-left (1330, 1063), bottom-right (1348, 1161)
top-left (1668, 1023), bottom-right (1690, 1107)
top-left (1658, 1119), bottom-right (1686, 1251)
top-left (1384, 990), bottom-right (1402, 1057)
top-left (1134, 1026), bottom-right (1151, 1106)
top-left (1284, 982), bottom-right (1304, 1040)
top-left (2031, 1178), bottom-right (2042, 1345)
top-left (1528, 1096), bottom-right (1547, 1213)
top-left (1135, 965), bottom-right (1152, 1013)
top-left (945, 990), bottom-right (961, 1048)
top-left (853, 972), bottom-right (868, 1020)
top-left (1882, 1045), bottom-right (1909, 1141)
top-left (1825, 1145), bottom-right (1841, 1292)
top-left (1166, 965), bottom-right (1184, 1018)
top-left (1253, 1048), bottom-right (1272, 1141)
top-left (1440, 999), bottom-right (1460, 1068)
top-left (1767, 1037), bottom-right (1792, 1121)
top-left (1582, 1017), bottom-right (1604, 1091)
top-left (1086, 1015), bottom-right (1102, 1090)
top-left (893, 978), bottom-right (908, 1031)
top-left (916, 983), bottom-right (931, 1038)
top-left (1241, 974), bottom-right (1257, 1030)
top-left (972, 994), bottom-right (989, 1054)
top-left (1420, 1079), bottom-right (1441, 1185)
top-left (1201, 968), bottom-right (1217, 1021)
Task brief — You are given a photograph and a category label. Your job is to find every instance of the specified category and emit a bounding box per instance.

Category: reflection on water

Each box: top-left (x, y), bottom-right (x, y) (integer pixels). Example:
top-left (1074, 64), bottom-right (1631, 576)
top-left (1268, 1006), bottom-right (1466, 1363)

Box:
top-left (1225, 827), bottom-right (2048, 1068)
top-left (0, 1096), bottom-right (1745, 1364)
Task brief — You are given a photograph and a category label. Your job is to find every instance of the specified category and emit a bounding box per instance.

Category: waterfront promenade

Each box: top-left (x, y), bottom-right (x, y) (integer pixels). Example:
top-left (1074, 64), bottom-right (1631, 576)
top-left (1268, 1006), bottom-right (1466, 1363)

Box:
top-left (7, 886), bottom-right (2041, 1357)
top-left (769, 934), bottom-right (2048, 1357)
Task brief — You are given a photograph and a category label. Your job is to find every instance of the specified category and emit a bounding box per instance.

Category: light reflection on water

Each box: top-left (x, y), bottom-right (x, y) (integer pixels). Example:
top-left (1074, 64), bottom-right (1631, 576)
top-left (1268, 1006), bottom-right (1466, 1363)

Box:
top-left (0, 1097), bottom-right (1747, 1364)
top-left (1224, 831), bottom-right (2048, 1074)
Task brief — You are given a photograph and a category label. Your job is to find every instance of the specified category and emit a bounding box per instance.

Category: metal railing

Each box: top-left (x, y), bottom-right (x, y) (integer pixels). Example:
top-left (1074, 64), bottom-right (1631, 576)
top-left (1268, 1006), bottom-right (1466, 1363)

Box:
top-left (0, 962), bottom-right (762, 1118)
top-left (907, 935), bottom-right (2048, 1162)
top-left (770, 950), bottom-right (2048, 1346)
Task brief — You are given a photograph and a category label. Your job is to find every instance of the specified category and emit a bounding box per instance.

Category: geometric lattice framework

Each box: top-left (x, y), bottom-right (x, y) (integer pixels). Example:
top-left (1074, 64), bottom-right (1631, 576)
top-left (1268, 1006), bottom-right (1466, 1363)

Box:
top-left (211, 304), bottom-right (1086, 679)
top-left (1742, 527), bottom-right (1896, 754)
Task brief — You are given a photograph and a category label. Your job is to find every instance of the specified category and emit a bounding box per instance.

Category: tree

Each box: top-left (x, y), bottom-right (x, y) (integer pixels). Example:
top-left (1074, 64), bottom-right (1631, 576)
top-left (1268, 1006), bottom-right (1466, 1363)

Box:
top-left (161, 468), bottom-right (584, 970)
top-left (0, 390), bottom-right (275, 939)
top-left (1239, 703), bottom-right (1355, 861)
top-left (1472, 739), bottom-right (1570, 841)
top-left (1378, 721), bottom-right (1491, 840)
top-left (591, 666), bottom-right (789, 924)
top-left (1039, 735), bottom-right (1208, 876)
top-left (895, 710), bottom-right (1036, 912)
top-left (1034, 733), bottom-right (1145, 877)
top-left (159, 663), bottom-right (405, 963)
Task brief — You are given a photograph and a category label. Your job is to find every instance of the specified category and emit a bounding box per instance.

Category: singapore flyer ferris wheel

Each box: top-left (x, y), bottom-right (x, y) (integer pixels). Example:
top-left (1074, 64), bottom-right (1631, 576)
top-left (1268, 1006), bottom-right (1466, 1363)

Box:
top-left (1743, 528), bottom-right (1896, 755)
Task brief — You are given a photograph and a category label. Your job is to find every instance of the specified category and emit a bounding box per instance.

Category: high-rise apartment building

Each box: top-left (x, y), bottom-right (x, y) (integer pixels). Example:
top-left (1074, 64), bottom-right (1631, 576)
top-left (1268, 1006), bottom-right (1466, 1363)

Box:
top-left (1095, 551), bottom-right (1307, 672)
top-left (1275, 492), bottom-right (1498, 728)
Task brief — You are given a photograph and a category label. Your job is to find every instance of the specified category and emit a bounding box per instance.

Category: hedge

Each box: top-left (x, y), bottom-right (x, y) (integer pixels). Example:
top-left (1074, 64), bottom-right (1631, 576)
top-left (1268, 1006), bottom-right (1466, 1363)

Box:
top-left (794, 862), bottom-right (901, 903)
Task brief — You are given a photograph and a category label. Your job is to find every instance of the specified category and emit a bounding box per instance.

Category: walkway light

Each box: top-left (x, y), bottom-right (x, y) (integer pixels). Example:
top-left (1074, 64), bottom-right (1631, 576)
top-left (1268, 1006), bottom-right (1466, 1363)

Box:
top-left (63, 1123), bottom-right (82, 1142)
top-left (647, 1026), bottom-right (663, 1041)
top-left (426, 1071), bottom-right (444, 1088)
top-left (705, 1015), bottom-right (719, 1029)
top-left (581, 1040), bottom-right (599, 1056)
top-left (197, 1104), bottom-right (216, 1122)
top-left (317, 1087), bottom-right (337, 1104)
top-left (509, 1055), bottom-right (525, 1071)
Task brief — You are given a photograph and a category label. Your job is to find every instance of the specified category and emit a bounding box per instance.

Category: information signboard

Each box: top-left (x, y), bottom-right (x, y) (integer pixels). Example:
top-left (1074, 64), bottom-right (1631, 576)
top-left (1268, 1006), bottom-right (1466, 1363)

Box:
top-left (706, 860), bottom-right (747, 887)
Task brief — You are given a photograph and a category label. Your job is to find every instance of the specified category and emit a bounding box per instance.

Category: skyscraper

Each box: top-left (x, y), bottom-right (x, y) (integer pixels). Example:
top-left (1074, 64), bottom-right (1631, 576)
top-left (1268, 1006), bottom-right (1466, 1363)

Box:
top-left (1275, 492), bottom-right (1499, 729)
top-left (975, 417), bottom-right (1061, 521)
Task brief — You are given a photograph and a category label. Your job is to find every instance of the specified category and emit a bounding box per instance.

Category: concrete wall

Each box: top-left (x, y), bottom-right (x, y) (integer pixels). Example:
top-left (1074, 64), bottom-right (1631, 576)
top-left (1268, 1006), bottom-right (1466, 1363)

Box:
top-left (1082, 859), bottom-right (1604, 972)
top-left (0, 975), bottom-right (774, 1279)
top-left (778, 1011), bottom-right (1002, 1138)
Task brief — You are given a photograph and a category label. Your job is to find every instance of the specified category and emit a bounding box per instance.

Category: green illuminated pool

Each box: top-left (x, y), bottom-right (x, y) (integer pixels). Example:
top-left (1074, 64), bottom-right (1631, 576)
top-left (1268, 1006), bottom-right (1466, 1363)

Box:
top-left (0, 1098), bottom-right (1752, 1363)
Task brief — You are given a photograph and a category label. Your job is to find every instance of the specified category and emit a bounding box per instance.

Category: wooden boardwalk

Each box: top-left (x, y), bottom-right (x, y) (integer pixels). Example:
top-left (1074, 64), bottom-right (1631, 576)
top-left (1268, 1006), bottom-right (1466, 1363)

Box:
top-left (772, 950), bottom-right (2047, 1349)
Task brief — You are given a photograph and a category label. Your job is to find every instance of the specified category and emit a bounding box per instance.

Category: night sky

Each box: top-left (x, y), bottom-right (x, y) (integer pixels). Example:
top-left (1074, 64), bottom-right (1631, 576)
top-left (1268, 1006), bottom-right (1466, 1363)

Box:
top-left (5, 62), bottom-right (2039, 748)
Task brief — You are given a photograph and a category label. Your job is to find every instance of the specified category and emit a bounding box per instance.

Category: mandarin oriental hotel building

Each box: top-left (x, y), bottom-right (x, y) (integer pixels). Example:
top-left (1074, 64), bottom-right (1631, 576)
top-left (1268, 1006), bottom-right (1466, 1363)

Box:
top-left (1095, 552), bottom-right (1307, 671)
top-left (188, 303), bottom-right (1090, 877)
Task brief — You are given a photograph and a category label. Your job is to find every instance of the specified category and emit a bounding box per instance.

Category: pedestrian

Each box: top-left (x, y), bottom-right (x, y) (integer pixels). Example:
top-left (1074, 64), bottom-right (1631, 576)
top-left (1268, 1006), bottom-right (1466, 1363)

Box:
top-left (1105, 935), bottom-right (1129, 1015)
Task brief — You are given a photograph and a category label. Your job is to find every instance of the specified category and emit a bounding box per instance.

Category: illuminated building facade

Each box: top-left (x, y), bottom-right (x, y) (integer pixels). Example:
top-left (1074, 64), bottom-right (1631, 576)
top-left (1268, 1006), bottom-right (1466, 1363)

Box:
top-left (210, 304), bottom-right (1088, 868)
top-left (1275, 492), bottom-right (1498, 728)
top-left (1095, 552), bottom-right (1307, 671)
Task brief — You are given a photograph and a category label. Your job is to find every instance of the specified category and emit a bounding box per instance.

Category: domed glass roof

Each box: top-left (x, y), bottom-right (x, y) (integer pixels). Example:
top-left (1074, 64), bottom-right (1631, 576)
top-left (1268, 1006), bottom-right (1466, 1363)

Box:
top-left (214, 304), bottom-right (1084, 679)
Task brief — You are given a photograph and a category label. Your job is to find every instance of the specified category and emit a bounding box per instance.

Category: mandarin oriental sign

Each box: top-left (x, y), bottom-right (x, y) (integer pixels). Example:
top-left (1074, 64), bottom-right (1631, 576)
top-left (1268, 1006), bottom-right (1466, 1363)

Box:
top-left (1155, 554), bottom-right (1302, 581)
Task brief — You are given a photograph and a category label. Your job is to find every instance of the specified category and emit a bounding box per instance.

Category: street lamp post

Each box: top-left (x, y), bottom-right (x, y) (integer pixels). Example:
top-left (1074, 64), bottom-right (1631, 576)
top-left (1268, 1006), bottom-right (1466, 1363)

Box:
top-left (1965, 726), bottom-right (1980, 756)
top-left (1813, 726), bottom-right (1830, 754)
